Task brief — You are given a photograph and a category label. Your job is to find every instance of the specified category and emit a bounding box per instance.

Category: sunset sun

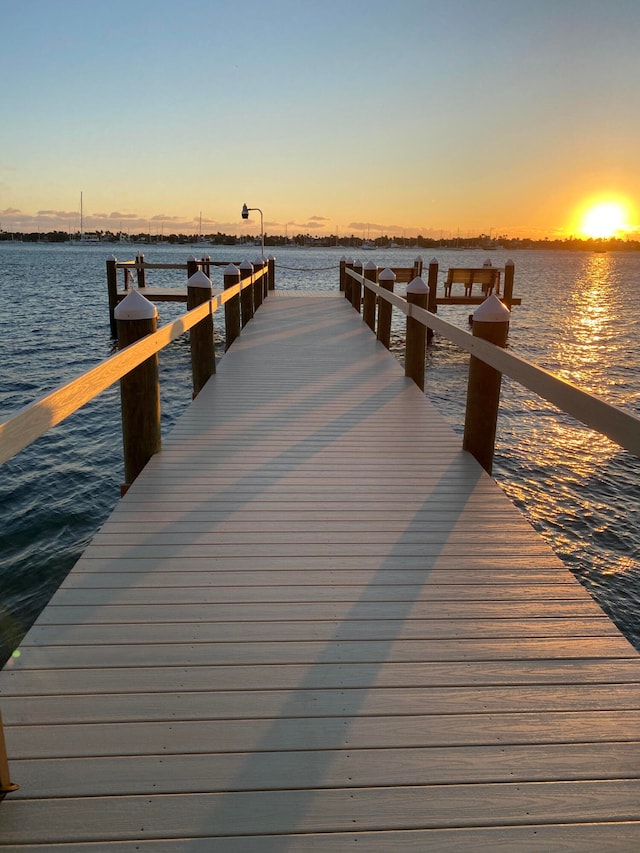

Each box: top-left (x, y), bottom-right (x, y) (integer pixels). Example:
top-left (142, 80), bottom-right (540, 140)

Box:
top-left (579, 200), bottom-right (629, 239)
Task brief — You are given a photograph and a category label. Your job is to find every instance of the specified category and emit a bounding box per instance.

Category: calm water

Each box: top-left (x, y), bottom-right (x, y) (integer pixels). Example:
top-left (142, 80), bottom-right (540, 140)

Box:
top-left (1, 242), bottom-right (639, 663)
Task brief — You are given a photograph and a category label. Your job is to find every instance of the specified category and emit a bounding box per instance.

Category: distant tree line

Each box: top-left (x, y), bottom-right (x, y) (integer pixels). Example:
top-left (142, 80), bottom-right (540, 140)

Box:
top-left (1, 229), bottom-right (639, 252)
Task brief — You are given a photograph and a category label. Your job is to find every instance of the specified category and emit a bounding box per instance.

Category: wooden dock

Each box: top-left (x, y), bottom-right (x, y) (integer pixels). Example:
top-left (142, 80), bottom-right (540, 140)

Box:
top-left (2, 293), bottom-right (640, 849)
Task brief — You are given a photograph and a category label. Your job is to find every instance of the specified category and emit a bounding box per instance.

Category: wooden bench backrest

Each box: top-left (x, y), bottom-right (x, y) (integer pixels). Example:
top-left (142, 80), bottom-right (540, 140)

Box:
top-left (446, 267), bottom-right (498, 285)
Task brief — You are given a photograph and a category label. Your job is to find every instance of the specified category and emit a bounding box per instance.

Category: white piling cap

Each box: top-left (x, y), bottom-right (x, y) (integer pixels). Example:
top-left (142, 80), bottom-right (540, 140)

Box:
top-left (114, 289), bottom-right (158, 320)
top-left (378, 267), bottom-right (396, 281)
top-left (239, 260), bottom-right (254, 269)
top-left (473, 293), bottom-right (511, 323)
top-left (187, 255), bottom-right (196, 262)
top-left (414, 255), bottom-right (423, 262)
top-left (430, 257), bottom-right (438, 264)
top-left (224, 263), bottom-right (240, 276)
top-left (345, 257), bottom-right (354, 264)
top-left (406, 276), bottom-right (429, 294)
top-left (506, 258), bottom-right (514, 267)
top-left (107, 254), bottom-right (117, 261)
top-left (364, 260), bottom-right (377, 270)
top-left (187, 269), bottom-right (212, 289)
top-left (340, 255), bottom-right (346, 261)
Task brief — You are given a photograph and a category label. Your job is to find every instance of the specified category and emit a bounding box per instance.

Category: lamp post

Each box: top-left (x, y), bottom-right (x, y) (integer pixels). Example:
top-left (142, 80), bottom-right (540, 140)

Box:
top-left (242, 203), bottom-right (264, 258)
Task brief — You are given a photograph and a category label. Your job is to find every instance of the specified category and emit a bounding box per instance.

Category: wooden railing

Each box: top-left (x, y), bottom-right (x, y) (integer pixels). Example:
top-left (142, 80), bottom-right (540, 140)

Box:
top-left (0, 263), bottom-right (269, 469)
top-left (344, 264), bottom-right (640, 466)
top-left (106, 254), bottom-right (276, 335)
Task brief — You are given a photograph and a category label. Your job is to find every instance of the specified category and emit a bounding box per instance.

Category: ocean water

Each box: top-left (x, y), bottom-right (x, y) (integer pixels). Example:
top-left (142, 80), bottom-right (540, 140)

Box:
top-left (0, 242), bottom-right (639, 664)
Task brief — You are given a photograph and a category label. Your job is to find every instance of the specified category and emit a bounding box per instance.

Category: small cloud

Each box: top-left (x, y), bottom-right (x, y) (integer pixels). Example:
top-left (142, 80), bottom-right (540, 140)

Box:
top-left (1, 207), bottom-right (22, 216)
top-left (110, 211), bottom-right (140, 220)
top-left (309, 215), bottom-right (330, 222)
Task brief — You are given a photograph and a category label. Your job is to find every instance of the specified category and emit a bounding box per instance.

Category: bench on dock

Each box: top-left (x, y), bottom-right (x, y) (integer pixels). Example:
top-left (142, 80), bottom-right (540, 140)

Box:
top-left (445, 267), bottom-right (501, 298)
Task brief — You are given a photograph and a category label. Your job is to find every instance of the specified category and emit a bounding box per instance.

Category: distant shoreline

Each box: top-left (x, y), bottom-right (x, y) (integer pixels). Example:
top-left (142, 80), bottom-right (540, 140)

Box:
top-left (1, 232), bottom-right (638, 253)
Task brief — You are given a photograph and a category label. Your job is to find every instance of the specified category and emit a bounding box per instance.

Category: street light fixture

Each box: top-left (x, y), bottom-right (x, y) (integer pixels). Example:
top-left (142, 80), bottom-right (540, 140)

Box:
top-left (241, 203), bottom-right (264, 258)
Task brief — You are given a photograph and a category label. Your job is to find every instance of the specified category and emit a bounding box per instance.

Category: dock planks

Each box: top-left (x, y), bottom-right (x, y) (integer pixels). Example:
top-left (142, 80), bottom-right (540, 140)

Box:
top-left (2, 293), bottom-right (640, 850)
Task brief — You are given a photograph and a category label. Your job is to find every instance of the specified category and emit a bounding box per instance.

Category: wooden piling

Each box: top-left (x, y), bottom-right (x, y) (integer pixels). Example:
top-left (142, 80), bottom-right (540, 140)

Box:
top-left (362, 261), bottom-right (377, 331)
top-left (115, 290), bottom-right (161, 492)
top-left (224, 264), bottom-right (241, 351)
top-left (413, 256), bottom-right (423, 279)
top-left (187, 269), bottom-right (215, 397)
top-left (377, 267), bottom-right (395, 349)
top-left (0, 708), bottom-right (18, 794)
top-left (351, 261), bottom-right (363, 314)
top-left (344, 258), bottom-right (354, 302)
top-left (239, 261), bottom-right (254, 327)
top-left (427, 257), bottom-right (438, 344)
top-left (253, 258), bottom-right (264, 310)
top-left (106, 255), bottom-right (118, 338)
top-left (463, 294), bottom-right (511, 475)
top-left (503, 259), bottom-right (515, 310)
top-left (405, 276), bottom-right (429, 391)
top-left (339, 256), bottom-right (346, 292)
top-left (268, 256), bottom-right (276, 291)
top-left (186, 256), bottom-right (199, 279)
top-left (135, 253), bottom-right (146, 289)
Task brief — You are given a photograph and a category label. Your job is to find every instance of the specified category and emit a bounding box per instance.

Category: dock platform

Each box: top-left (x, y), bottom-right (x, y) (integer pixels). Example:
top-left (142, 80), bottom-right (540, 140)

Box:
top-left (2, 293), bottom-right (640, 849)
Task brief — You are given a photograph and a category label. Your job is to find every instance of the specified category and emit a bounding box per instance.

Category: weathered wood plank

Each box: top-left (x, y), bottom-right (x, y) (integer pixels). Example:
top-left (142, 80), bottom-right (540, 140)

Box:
top-left (58, 568), bottom-right (578, 587)
top-left (10, 652), bottom-right (640, 681)
top-left (12, 741), bottom-right (640, 798)
top-left (4, 781), bottom-right (640, 844)
top-left (47, 583), bottom-right (590, 605)
top-left (22, 615), bottom-right (620, 646)
top-left (3, 681), bottom-right (640, 714)
top-left (7, 710), bottom-right (640, 753)
top-left (31, 599), bottom-right (607, 624)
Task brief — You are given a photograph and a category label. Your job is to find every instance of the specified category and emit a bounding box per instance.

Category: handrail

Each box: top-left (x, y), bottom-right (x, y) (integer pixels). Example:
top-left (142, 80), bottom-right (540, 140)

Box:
top-left (0, 272), bottom-right (264, 467)
top-left (115, 261), bottom-right (242, 270)
top-left (349, 269), bottom-right (640, 459)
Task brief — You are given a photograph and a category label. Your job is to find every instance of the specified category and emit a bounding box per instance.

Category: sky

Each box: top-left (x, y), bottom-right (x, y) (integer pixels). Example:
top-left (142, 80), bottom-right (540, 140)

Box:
top-left (1, 0), bottom-right (639, 239)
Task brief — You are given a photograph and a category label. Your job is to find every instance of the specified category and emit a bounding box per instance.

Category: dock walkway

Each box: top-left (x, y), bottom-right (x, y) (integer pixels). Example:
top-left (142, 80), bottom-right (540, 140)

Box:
top-left (2, 294), bottom-right (640, 849)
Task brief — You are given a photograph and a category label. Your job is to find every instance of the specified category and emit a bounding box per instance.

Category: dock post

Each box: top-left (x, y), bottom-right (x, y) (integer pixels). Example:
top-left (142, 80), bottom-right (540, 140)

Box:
top-left (351, 260), bottom-right (363, 313)
top-left (187, 269), bottom-right (215, 396)
top-left (253, 257), bottom-right (265, 310)
top-left (268, 256), bottom-right (276, 291)
top-left (405, 276), bottom-right (429, 391)
top-left (186, 256), bottom-right (199, 278)
top-left (426, 257), bottom-right (438, 344)
top-left (339, 256), bottom-right (346, 292)
top-left (0, 708), bottom-right (18, 794)
top-left (106, 255), bottom-right (118, 338)
top-left (136, 253), bottom-right (146, 289)
top-left (377, 267), bottom-right (395, 349)
top-left (239, 260), bottom-right (254, 327)
top-left (413, 256), bottom-right (423, 279)
top-left (344, 258), bottom-right (354, 302)
top-left (503, 259), bottom-right (515, 310)
top-left (362, 261), bottom-right (377, 331)
top-left (224, 263), bottom-right (241, 350)
top-left (463, 294), bottom-right (510, 475)
top-left (115, 290), bottom-right (161, 493)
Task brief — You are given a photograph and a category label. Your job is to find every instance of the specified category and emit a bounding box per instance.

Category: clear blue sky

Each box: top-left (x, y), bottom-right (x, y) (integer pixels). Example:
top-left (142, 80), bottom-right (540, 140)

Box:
top-left (1, 0), bottom-right (639, 238)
